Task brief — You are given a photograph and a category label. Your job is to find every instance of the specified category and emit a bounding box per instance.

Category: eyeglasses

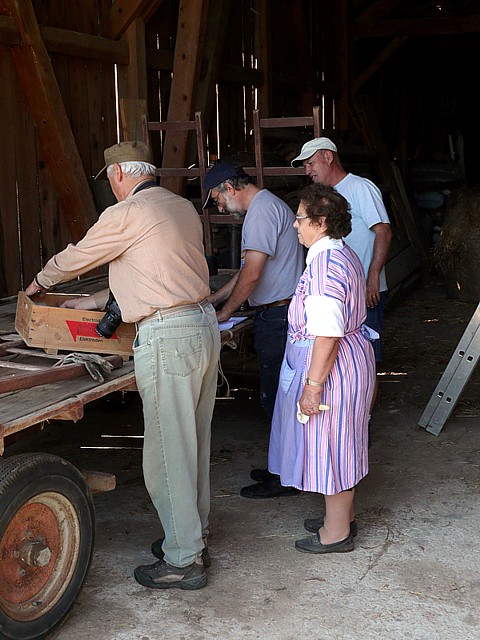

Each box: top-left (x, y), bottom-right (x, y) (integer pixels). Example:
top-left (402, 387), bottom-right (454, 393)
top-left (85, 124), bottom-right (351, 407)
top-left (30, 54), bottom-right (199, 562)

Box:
top-left (295, 215), bottom-right (308, 220)
top-left (211, 191), bottom-right (223, 207)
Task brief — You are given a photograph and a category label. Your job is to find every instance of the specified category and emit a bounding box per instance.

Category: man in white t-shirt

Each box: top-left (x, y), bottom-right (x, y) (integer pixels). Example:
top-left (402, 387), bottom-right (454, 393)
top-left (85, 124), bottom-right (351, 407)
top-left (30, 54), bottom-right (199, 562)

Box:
top-left (291, 138), bottom-right (392, 420)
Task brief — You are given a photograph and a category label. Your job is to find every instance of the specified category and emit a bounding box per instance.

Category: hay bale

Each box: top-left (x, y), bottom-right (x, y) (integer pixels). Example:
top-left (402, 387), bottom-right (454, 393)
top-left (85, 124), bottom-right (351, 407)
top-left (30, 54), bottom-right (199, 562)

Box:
top-left (434, 186), bottom-right (480, 302)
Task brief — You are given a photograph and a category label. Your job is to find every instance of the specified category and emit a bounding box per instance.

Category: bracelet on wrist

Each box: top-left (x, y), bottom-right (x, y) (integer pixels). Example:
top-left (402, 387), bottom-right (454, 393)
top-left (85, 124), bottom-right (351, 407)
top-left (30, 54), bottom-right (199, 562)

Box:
top-left (305, 377), bottom-right (323, 387)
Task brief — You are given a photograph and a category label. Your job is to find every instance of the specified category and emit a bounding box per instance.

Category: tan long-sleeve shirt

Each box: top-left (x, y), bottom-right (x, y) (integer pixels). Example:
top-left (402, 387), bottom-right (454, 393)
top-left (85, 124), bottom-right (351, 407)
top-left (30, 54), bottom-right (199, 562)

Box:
top-left (36, 186), bottom-right (210, 323)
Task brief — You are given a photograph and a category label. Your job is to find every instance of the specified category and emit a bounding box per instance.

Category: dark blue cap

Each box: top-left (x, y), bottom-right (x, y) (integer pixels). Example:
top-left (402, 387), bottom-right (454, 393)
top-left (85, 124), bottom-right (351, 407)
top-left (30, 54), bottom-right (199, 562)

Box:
top-left (202, 161), bottom-right (248, 208)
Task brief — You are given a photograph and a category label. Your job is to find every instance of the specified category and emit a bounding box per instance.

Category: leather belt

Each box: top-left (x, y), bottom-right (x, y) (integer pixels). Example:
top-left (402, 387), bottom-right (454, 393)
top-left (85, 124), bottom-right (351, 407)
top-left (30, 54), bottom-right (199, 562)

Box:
top-left (253, 298), bottom-right (291, 313)
top-left (137, 299), bottom-right (210, 327)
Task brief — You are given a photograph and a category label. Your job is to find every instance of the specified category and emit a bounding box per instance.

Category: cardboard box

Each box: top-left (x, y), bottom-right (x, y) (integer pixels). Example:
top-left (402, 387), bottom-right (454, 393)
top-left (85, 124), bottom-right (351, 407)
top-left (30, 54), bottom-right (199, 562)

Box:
top-left (15, 291), bottom-right (134, 357)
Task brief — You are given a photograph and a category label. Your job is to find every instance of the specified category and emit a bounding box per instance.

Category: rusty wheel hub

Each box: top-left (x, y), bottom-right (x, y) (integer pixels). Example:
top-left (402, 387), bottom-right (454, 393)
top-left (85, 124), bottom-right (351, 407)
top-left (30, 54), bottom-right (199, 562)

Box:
top-left (0, 492), bottom-right (80, 622)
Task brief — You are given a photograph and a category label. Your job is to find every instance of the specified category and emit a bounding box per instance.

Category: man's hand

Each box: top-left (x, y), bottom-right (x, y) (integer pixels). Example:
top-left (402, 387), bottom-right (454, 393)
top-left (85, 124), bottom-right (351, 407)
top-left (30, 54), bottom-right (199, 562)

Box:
top-left (25, 279), bottom-right (47, 297)
top-left (216, 307), bottom-right (231, 324)
top-left (60, 296), bottom-right (99, 311)
top-left (366, 273), bottom-right (381, 308)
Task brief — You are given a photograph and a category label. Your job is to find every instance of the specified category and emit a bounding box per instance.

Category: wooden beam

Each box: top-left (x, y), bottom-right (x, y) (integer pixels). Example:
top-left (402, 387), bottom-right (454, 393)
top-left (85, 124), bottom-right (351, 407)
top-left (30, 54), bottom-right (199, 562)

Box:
top-left (354, 36), bottom-right (408, 92)
top-left (0, 15), bottom-right (129, 63)
top-left (123, 19), bottom-right (147, 99)
top-left (193, 0), bottom-right (231, 133)
top-left (255, 0), bottom-right (271, 116)
top-left (161, 0), bottom-right (209, 195)
top-left (2, 0), bottom-right (96, 241)
top-left (147, 47), bottom-right (264, 86)
top-left (120, 98), bottom-right (149, 142)
top-left (356, 0), bottom-right (405, 26)
top-left (355, 15), bottom-right (480, 39)
top-left (109, 0), bottom-right (165, 40)
top-left (335, 0), bottom-right (351, 129)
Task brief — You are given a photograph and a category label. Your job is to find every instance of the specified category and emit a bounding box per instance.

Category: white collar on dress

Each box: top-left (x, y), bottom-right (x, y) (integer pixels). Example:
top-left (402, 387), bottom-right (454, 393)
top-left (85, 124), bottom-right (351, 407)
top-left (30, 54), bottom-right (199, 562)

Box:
top-left (306, 236), bottom-right (344, 266)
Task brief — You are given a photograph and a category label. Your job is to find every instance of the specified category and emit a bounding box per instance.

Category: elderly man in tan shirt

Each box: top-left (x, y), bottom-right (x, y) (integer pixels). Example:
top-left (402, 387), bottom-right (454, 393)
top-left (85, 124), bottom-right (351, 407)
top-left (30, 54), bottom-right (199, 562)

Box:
top-left (26, 141), bottom-right (220, 590)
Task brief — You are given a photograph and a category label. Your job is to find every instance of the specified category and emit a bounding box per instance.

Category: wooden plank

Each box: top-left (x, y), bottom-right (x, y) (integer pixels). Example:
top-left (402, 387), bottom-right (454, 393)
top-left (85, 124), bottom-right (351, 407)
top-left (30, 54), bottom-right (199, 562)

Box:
top-left (86, 58), bottom-right (108, 178)
top-left (0, 355), bottom-right (123, 394)
top-left (2, 0), bottom-right (96, 241)
top-left (109, 0), bottom-right (165, 39)
top-left (12, 52), bottom-right (42, 288)
top-left (147, 47), bottom-right (264, 87)
top-left (335, 0), bottom-right (350, 129)
top-left (119, 18), bottom-right (147, 101)
top-left (254, 0), bottom-right (270, 116)
top-left (192, 0), bottom-right (231, 148)
top-left (120, 98), bottom-right (149, 143)
top-left (161, 0), bottom-right (208, 195)
top-left (0, 364), bottom-right (136, 450)
top-left (253, 110), bottom-right (265, 190)
top-left (82, 470), bottom-right (116, 493)
top-left (0, 43), bottom-right (20, 297)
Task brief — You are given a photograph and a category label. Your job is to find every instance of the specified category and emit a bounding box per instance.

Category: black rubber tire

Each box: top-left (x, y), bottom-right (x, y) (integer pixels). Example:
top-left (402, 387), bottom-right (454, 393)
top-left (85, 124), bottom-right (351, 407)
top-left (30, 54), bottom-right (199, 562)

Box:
top-left (0, 453), bottom-right (95, 640)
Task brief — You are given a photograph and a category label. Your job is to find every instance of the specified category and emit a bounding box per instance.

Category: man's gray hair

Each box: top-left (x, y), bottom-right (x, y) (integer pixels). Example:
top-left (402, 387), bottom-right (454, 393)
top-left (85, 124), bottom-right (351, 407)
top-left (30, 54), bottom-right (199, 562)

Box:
top-left (107, 161), bottom-right (156, 178)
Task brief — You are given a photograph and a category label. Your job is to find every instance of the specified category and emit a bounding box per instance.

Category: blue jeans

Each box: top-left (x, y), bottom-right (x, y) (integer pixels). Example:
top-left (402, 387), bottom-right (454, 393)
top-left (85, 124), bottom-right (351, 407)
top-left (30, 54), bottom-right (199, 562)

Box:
top-left (366, 291), bottom-right (387, 362)
top-left (133, 302), bottom-right (220, 567)
top-left (253, 305), bottom-right (289, 418)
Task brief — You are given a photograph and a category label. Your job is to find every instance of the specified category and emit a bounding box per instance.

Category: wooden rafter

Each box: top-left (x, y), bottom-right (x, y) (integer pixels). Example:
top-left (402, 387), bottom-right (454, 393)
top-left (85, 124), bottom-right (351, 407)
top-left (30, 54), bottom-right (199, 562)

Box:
top-left (109, 0), bottom-right (165, 40)
top-left (0, 15), bottom-right (129, 63)
top-left (2, 0), bottom-right (97, 241)
top-left (355, 14), bottom-right (480, 39)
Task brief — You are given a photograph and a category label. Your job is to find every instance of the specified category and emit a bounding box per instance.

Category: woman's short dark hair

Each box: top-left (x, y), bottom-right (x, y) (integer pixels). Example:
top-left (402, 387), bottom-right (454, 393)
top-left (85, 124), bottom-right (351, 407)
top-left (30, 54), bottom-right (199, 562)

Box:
top-left (298, 183), bottom-right (352, 239)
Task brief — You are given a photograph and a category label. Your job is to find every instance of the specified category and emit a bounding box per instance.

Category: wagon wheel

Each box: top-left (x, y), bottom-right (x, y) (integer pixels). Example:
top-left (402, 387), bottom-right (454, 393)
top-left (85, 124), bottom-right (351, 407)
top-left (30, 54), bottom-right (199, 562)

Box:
top-left (0, 453), bottom-right (95, 640)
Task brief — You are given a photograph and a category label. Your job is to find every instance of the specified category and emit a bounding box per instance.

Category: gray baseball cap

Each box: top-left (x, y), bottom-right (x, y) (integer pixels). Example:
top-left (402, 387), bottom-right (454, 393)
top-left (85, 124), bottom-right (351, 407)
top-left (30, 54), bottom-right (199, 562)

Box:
top-left (291, 137), bottom-right (338, 167)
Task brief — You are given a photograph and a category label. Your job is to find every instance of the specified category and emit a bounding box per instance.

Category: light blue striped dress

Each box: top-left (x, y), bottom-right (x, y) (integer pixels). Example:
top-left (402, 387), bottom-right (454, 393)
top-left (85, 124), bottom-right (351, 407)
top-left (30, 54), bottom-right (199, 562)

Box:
top-left (268, 240), bottom-right (376, 495)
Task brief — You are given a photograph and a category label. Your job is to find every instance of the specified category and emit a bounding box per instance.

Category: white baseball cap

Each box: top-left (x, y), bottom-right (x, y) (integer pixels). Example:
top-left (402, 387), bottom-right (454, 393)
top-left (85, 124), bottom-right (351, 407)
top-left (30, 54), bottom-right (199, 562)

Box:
top-left (291, 137), bottom-right (338, 167)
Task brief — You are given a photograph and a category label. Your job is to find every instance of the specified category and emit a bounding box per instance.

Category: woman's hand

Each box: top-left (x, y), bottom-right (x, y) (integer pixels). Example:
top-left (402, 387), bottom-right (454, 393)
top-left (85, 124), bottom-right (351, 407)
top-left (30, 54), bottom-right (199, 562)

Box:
top-left (299, 385), bottom-right (323, 416)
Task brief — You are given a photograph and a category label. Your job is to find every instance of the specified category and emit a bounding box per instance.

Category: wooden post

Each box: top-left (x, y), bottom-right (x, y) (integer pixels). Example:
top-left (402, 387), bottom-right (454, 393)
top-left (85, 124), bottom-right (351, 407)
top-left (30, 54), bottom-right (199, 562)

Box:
top-left (192, 0), bottom-right (231, 152)
top-left (161, 0), bottom-right (208, 195)
top-left (254, 0), bottom-right (271, 117)
top-left (335, 0), bottom-right (351, 129)
top-left (2, 0), bottom-right (96, 241)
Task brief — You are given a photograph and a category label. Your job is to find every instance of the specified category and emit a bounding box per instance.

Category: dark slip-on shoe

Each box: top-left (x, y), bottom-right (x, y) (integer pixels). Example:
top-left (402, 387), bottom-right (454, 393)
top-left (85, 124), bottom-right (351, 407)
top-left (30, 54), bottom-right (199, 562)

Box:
top-left (240, 477), bottom-right (300, 499)
top-left (250, 468), bottom-right (273, 482)
top-left (304, 516), bottom-right (358, 537)
top-left (295, 532), bottom-right (354, 554)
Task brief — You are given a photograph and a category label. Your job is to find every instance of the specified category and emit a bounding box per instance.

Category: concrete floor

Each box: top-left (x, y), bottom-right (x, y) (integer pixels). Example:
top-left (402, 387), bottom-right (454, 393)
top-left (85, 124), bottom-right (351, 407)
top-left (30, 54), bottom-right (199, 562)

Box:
top-left (8, 277), bottom-right (480, 639)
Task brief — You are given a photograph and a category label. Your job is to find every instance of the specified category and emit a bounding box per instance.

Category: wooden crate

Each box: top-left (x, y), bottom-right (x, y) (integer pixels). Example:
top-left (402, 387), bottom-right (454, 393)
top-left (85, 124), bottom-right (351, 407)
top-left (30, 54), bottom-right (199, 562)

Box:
top-left (15, 292), bottom-right (134, 357)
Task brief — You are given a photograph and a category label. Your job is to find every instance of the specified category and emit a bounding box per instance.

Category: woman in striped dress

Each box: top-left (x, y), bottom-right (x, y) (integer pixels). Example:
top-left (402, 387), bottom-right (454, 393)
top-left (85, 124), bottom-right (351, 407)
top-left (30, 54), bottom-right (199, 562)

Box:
top-left (268, 183), bottom-right (376, 554)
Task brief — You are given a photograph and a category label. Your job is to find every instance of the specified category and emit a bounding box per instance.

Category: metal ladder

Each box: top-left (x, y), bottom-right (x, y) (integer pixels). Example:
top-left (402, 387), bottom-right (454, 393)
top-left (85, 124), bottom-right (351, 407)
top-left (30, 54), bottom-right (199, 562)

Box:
top-left (418, 302), bottom-right (480, 435)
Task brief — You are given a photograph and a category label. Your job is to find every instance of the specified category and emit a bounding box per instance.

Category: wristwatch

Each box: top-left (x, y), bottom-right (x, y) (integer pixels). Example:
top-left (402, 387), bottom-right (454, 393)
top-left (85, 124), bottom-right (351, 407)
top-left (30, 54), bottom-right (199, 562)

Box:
top-left (305, 378), bottom-right (323, 387)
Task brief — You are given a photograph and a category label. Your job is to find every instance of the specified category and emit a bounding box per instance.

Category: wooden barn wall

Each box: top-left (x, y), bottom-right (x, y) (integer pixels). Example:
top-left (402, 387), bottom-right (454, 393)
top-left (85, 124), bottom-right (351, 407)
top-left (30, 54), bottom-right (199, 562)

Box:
top-left (144, 0), bottom-right (342, 167)
top-left (0, 0), bottom-right (117, 297)
top-left (0, 0), bottom-right (346, 297)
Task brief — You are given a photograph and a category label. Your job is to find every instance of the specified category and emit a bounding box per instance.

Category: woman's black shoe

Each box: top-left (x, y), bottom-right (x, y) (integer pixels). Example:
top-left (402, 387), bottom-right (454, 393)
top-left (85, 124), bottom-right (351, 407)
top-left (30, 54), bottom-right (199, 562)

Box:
top-left (240, 476), bottom-right (300, 499)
